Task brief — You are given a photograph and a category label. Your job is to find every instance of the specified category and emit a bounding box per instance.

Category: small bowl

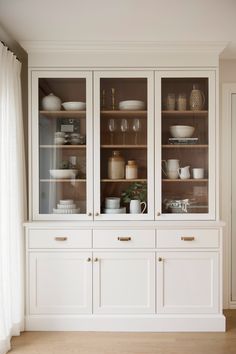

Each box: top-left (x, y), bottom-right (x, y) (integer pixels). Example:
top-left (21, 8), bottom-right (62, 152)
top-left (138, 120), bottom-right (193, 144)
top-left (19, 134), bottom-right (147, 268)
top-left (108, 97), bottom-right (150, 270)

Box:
top-left (169, 125), bottom-right (195, 138)
top-left (49, 169), bottom-right (79, 179)
top-left (62, 102), bottom-right (86, 111)
top-left (59, 199), bottom-right (74, 205)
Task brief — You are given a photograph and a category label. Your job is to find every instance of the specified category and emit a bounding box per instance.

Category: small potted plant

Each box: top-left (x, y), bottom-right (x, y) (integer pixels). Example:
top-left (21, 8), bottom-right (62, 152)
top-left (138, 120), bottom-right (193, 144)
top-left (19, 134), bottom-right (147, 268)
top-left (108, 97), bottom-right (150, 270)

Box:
top-left (121, 182), bottom-right (147, 212)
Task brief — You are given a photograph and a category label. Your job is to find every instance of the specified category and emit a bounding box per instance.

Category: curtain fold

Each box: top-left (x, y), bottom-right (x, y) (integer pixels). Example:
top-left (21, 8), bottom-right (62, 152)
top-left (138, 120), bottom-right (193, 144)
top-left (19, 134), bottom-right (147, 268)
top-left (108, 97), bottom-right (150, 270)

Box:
top-left (0, 42), bottom-right (26, 354)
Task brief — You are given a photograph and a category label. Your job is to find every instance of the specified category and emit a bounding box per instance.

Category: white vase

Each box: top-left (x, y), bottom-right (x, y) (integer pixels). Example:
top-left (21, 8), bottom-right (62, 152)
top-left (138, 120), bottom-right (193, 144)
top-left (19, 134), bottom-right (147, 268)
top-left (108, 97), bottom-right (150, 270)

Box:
top-left (42, 93), bottom-right (61, 111)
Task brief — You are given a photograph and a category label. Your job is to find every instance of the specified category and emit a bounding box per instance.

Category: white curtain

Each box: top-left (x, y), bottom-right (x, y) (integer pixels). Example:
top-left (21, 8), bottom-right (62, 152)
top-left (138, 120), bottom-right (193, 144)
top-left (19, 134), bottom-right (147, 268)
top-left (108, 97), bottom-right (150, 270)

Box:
top-left (0, 42), bottom-right (26, 354)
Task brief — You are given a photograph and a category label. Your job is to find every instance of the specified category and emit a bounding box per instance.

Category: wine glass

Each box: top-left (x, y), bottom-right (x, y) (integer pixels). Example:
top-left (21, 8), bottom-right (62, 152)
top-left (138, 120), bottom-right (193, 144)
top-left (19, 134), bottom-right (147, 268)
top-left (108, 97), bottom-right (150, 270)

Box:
top-left (132, 118), bottom-right (141, 144)
top-left (108, 118), bottom-right (117, 145)
top-left (120, 119), bottom-right (129, 145)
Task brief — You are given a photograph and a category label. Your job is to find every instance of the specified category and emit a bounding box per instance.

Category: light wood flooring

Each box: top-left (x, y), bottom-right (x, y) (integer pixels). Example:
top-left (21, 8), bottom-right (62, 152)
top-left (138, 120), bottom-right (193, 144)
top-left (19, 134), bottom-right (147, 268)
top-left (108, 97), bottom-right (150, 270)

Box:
top-left (11, 310), bottom-right (236, 354)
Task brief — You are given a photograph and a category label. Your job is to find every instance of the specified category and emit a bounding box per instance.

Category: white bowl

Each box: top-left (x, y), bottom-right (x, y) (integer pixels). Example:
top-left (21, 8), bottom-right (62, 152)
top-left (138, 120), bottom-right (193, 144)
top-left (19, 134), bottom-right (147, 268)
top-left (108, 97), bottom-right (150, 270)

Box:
top-left (49, 169), bottom-right (79, 179)
top-left (62, 102), bottom-right (86, 111)
top-left (119, 100), bottom-right (145, 111)
top-left (57, 203), bottom-right (77, 209)
top-left (59, 199), bottom-right (74, 205)
top-left (169, 125), bottom-right (195, 138)
top-left (53, 208), bottom-right (80, 214)
top-left (104, 207), bottom-right (126, 214)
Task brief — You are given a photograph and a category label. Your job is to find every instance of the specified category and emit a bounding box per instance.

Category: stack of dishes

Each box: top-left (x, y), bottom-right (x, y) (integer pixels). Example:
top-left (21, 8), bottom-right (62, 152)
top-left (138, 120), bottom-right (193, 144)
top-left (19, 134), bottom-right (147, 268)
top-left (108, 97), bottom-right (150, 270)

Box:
top-left (103, 197), bottom-right (126, 214)
top-left (53, 199), bottom-right (80, 214)
top-left (119, 100), bottom-right (145, 111)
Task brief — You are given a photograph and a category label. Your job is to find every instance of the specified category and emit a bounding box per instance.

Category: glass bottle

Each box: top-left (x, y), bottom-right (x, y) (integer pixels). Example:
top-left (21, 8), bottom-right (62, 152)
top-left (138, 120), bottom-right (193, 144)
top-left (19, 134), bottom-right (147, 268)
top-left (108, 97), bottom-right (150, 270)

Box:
top-left (108, 150), bottom-right (125, 179)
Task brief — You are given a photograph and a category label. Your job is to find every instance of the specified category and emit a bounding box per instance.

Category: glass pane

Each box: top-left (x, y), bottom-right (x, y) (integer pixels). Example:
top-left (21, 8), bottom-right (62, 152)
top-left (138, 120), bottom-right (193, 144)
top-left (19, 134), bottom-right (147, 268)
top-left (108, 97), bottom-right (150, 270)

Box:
top-left (100, 78), bottom-right (148, 215)
top-left (38, 78), bottom-right (87, 215)
top-left (161, 77), bottom-right (209, 215)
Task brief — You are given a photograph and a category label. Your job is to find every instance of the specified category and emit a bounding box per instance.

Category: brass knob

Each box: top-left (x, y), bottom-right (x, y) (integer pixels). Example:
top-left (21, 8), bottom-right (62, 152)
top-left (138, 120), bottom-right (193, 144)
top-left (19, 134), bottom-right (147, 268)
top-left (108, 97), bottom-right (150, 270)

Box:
top-left (158, 257), bottom-right (163, 262)
top-left (87, 257), bottom-right (91, 262)
top-left (87, 212), bottom-right (92, 216)
top-left (94, 257), bottom-right (99, 262)
top-left (95, 212), bottom-right (99, 216)
top-left (157, 212), bottom-right (161, 216)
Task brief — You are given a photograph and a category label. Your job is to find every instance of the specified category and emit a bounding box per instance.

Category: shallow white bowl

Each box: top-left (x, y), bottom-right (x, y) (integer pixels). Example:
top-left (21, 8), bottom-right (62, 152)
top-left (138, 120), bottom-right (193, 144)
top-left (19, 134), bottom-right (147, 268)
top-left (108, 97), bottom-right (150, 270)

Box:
top-left (119, 100), bottom-right (145, 111)
top-left (57, 203), bottom-right (77, 209)
top-left (169, 125), bottom-right (195, 138)
top-left (104, 207), bottom-right (126, 214)
top-left (62, 102), bottom-right (86, 111)
top-left (59, 199), bottom-right (74, 205)
top-left (49, 169), bottom-right (79, 179)
top-left (53, 208), bottom-right (80, 214)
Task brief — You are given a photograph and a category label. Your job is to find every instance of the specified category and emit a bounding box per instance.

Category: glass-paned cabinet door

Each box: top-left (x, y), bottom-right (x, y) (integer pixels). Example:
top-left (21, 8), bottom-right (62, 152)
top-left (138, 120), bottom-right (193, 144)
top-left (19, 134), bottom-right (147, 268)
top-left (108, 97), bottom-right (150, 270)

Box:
top-left (31, 71), bottom-right (93, 220)
top-left (94, 71), bottom-right (154, 220)
top-left (155, 71), bottom-right (216, 220)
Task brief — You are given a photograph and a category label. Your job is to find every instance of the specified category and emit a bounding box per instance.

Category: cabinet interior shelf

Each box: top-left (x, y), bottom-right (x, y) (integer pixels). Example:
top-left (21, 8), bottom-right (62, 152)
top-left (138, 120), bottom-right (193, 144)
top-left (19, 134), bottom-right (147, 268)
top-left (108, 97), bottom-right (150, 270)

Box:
top-left (101, 110), bottom-right (147, 117)
top-left (40, 145), bottom-right (86, 149)
top-left (40, 179), bottom-right (86, 182)
top-left (101, 145), bottom-right (147, 149)
top-left (39, 111), bottom-right (86, 118)
top-left (162, 179), bottom-right (208, 183)
top-left (162, 110), bottom-right (208, 116)
top-left (162, 144), bottom-right (208, 149)
top-left (101, 178), bottom-right (147, 182)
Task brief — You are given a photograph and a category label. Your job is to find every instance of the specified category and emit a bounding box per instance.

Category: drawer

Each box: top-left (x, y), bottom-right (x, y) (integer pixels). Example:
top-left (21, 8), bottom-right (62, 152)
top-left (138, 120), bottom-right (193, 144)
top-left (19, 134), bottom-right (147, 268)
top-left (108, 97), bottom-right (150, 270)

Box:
top-left (28, 229), bottom-right (92, 249)
top-left (93, 229), bottom-right (155, 248)
top-left (156, 229), bottom-right (219, 248)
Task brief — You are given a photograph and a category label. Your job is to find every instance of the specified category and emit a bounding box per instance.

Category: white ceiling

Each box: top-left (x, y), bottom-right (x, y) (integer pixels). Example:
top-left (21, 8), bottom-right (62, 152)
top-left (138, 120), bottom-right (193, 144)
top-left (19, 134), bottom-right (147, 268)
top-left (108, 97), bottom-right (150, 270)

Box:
top-left (0, 0), bottom-right (236, 57)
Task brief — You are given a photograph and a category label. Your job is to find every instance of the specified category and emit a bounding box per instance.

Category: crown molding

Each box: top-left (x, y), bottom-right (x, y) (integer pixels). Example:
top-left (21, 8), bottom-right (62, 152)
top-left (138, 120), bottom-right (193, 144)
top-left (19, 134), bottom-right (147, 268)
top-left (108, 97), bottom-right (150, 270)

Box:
top-left (20, 40), bottom-right (228, 55)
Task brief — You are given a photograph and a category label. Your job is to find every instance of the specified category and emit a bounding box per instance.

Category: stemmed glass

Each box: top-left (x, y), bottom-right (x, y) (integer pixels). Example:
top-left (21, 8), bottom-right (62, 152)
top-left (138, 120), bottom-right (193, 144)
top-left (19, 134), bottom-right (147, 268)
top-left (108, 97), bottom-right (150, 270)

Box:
top-left (108, 118), bottom-right (117, 145)
top-left (120, 119), bottom-right (129, 145)
top-left (132, 118), bottom-right (141, 145)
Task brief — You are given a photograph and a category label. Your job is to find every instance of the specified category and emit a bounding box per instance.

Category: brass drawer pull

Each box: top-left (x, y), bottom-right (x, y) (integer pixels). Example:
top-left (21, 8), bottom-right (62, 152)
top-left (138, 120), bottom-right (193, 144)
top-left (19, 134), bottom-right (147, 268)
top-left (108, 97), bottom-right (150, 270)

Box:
top-left (181, 236), bottom-right (195, 241)
top-left (94, 258), bottom-right (99, 262)
top-left (158, 257), bottom-right (163, 262)
top-left (54, 237), bottom-right (68, 241)
top-left (117, 237), bottom-right (131, 241)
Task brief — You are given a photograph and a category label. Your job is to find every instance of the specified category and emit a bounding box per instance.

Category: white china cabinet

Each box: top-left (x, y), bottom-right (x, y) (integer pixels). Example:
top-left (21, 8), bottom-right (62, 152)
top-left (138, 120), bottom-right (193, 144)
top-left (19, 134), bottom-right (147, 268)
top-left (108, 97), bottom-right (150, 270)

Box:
top-left (24, 43), bottom-right (225, 332)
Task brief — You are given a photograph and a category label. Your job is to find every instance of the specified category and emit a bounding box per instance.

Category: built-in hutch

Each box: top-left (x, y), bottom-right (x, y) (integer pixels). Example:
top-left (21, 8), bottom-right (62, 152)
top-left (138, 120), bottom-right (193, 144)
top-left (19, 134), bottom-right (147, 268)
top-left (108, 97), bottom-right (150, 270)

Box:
top-left (24, 42), bottom-right (225, 331)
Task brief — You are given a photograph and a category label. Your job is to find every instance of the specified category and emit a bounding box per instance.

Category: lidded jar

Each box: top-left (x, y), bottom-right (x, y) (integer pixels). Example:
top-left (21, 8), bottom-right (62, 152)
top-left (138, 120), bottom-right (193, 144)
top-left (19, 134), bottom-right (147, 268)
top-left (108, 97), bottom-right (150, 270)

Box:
top-left (108, 150), bottom-right (125, 179)
top-left (125, 160), bottom-right (138, 179)
top-left (41, 93), bottom-right (61, 111)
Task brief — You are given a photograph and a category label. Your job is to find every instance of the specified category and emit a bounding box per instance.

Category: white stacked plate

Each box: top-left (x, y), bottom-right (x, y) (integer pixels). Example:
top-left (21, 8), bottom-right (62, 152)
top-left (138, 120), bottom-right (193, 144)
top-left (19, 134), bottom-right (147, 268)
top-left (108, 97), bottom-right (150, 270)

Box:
top-left (53, 199), bottom-right (80, 214)
top-left (119, 100), bottom-right (145, 111)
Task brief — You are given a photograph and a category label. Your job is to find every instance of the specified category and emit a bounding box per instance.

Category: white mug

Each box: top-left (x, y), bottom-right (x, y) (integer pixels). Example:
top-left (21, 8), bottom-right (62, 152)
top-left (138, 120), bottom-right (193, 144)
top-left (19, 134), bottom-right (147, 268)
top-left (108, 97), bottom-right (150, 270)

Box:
top-left (54, 137), bottom-right (66, 145)
top-left (192, 168), bottom-right (204, 179)
top-left (178, 166), bottom-right (190, 179)
top-left (130, 199), bottom-right (147, 214)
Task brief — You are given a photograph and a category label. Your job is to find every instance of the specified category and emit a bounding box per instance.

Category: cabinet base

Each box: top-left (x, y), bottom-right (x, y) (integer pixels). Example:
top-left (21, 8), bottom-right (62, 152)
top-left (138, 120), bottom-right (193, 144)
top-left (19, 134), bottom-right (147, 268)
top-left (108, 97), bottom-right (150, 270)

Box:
top-left (25, 314), bottom-right (226, 332)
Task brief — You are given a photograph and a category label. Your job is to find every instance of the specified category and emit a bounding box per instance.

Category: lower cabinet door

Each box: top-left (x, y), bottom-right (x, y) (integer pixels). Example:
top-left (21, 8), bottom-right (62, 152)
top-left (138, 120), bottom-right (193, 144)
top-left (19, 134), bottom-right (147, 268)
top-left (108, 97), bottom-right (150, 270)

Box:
top-left (157, 251), bottom-right (219, 314)
top-left (29, 252), bottom-right (92, 314)
top-left (93, 252), bottom-right (155, 314)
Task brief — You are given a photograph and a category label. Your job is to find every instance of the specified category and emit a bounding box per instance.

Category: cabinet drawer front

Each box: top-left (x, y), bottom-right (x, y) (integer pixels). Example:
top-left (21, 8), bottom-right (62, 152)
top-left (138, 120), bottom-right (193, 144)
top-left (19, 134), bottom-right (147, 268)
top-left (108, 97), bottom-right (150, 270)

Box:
top-left (156, 229), bottom-right (219, 248)
top-left (29, 229), bottom-right (92, 248)
top-left (93, 229), bottom-right (155, 248)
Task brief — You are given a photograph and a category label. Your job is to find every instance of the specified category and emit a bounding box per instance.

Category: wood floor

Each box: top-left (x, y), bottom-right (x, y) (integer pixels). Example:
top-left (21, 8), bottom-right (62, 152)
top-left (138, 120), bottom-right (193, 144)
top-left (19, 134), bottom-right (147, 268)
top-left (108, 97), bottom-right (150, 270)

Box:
top-left (11, 311), bottom-right (236, 354)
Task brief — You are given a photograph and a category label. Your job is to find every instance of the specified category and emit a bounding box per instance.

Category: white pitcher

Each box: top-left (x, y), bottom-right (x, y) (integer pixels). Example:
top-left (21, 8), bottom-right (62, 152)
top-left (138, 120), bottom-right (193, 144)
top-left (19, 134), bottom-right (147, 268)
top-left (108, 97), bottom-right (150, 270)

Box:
top-left (178, 166), bottom-right (190, 179)
top-left (162, 159), bottom-right (180, 179)
top-left (130, 199), bottom-right (147, 214)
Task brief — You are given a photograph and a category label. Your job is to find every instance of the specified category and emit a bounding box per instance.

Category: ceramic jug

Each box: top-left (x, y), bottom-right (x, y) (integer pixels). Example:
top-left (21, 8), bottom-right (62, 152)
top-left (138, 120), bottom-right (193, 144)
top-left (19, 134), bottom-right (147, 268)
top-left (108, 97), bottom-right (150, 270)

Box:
top-left (189, 84), bottom-right (205, 111)
top-left (41, 93), bottom-right (61, 111)
top-left (178, 166), bottom-right (190, 179)
top-left (162, 159), bottom-right (180, 179)
top-left (129, 199), bottom-right (147, 214)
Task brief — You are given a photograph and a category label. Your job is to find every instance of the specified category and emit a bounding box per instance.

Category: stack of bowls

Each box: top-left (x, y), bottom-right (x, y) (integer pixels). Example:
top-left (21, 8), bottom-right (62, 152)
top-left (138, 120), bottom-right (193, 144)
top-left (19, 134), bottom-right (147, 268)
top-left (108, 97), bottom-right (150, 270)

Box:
top-left (53, 199), bottom-right (80, 214)
top-left (104, 197), bottom-right (126, 214)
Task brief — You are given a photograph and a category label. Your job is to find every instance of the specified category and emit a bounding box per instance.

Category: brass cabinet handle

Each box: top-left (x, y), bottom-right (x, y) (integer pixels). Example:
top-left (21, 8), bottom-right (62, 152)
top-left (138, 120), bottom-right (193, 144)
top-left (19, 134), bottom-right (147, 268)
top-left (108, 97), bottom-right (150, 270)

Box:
top-left (157, 212), bottom-right (161, 216)
top-left (95, 212), bottom-right (99, 216)
top-left (55, 237), bottom-right (68, 241)
top-left (87, 257), bottom-right (92, 262)
top-left (117, 237), bottom-right (131, 241)
top-left (158, 257), bottom-right (163, 262)
top-left (94, 257), bottom-right (99, 262)
top-left (181, 236), bottom-right (195, 241)
top-left (87, 212), bottom-right (92, 216)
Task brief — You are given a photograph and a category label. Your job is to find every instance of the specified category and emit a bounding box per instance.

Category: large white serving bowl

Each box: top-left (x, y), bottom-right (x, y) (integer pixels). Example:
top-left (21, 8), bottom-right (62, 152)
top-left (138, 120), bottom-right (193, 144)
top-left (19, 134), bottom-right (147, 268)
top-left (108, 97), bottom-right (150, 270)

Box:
top-left (119, 100), bottom-right (145, 111)
top-left (62, 101), bottom-right (86, 111)
top-left (49, 169), bottom-right (79, 179)
top-left (169, 125), bottom-right (195, 138)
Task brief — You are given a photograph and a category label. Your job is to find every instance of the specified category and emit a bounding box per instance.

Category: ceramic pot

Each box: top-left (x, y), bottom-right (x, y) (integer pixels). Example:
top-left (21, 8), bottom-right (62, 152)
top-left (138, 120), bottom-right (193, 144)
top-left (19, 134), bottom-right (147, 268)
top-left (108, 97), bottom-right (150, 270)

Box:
top-left (42, 93), bottom-right (61, 111)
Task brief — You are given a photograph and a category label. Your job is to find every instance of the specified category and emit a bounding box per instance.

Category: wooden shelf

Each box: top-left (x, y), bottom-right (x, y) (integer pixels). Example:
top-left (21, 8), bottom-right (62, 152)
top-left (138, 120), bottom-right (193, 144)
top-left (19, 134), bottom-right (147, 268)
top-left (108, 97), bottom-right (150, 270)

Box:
top-left (40, 145), bottom-right (86, 149)
top-left (101, 178), bottom-right (147, 182)
top-left (101, 110), bottom-right (147, 117)
top-left (39, 111), bottom-right (86, 118)
top-left (162, 110), bottom-right (208, 117)
top-left (162, 144), bottom-right (208, 149)
top-left (101, 145), bottom-right (147, 149)
top-left (40, 179), bottom-right (86, 182)
top-left (162, 179), bottom-right (208, 183)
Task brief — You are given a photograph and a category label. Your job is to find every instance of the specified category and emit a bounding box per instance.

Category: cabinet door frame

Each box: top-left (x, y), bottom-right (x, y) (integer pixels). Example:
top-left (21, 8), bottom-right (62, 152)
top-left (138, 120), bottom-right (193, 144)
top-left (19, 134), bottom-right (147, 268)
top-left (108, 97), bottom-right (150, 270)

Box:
top-left (93, 70), bottom-right (154, 220)
top-left (93, 251), bottom-right (155, 314)
top-left (155, 70), bottom-right (216, 220)
top-left (31, 70), bottom-right (93, 220)
top-left (29, 251), bottom-right (92, 314)
top-left (156, 251), bottom-right (219, 314)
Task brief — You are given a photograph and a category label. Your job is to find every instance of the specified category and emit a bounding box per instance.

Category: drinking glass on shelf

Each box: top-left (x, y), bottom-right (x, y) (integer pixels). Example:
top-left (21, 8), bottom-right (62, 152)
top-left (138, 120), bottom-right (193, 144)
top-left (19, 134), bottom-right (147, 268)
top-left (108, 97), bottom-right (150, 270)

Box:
top-left (132, 118), bottom-right (141, 145)
top-left (120, 119), bottom-right (129, 145)
top-left (108, 118), bottom-right (117, 144)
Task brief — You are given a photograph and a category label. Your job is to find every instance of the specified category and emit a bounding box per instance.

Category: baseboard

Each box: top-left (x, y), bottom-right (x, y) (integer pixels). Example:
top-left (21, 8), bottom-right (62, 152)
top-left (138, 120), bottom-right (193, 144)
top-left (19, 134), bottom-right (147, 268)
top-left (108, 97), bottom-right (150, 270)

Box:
top-left (25, 314), bottom-right (226, 332)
